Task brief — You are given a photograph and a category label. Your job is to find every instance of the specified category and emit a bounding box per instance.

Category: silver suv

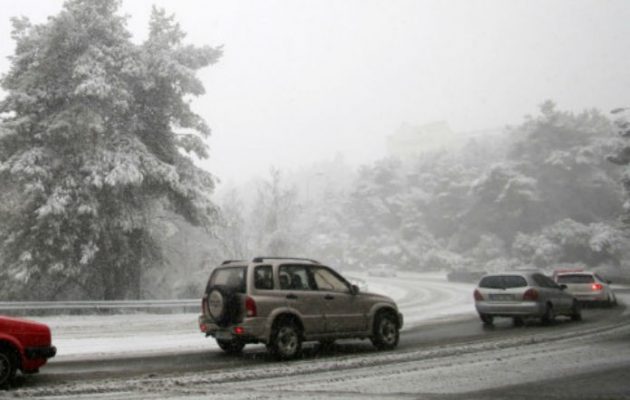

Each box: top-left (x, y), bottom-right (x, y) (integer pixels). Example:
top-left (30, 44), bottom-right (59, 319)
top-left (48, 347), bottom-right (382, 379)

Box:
top-left (198, 257), bottom-right (403, 359)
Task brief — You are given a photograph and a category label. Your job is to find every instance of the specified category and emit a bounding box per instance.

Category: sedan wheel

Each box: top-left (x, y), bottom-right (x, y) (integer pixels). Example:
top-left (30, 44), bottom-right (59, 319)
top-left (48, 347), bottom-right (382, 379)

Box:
top-left (479, 313), bottom-right (494, 326)
top-left (570, 301), bottom-right (582, 321)
top-left (541, 304), bottom-right (555, 325)
top-left (0, 349), bottom-right (16, 388)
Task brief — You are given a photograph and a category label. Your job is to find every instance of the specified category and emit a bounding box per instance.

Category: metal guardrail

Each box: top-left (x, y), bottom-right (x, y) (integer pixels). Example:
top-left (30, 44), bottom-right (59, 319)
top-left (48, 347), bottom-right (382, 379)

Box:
top-left (0, 299), bottom-right (200, 315)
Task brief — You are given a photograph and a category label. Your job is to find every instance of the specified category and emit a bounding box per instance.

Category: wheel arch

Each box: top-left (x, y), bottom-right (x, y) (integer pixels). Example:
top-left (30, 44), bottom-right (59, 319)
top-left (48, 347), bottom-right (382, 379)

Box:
top-left (369, 304), bottom-right (401, 329)
top-left (0, 336), bottom-right (23, 371)
top-left (269, 311), bottom-right (304, 339)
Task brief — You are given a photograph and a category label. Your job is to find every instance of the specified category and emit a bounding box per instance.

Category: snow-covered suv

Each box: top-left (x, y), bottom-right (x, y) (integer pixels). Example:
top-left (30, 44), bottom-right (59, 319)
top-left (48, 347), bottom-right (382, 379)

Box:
top-left (198, 257), bottom-right (403, 359)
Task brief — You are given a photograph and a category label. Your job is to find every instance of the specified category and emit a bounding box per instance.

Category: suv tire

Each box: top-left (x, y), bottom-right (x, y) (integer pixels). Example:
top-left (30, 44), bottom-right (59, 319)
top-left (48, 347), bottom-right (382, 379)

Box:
top-left (207, 286), bottom-right (240, 327)
top-left (371, 312), bottom-right (399, 350)
top-left (0, 347), bottom-right (17, 388)
top-left (268, 322), bottom-right (302, 360)
top-left (216, 339), bottom-right (245, 354)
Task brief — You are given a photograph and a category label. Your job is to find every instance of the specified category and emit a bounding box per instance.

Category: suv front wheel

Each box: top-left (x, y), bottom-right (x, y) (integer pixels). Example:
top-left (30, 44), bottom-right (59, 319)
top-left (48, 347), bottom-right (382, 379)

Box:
top-left (268, 322), bottom-right (302, 360)
top-left (371, 312), bottom-right (399, 350)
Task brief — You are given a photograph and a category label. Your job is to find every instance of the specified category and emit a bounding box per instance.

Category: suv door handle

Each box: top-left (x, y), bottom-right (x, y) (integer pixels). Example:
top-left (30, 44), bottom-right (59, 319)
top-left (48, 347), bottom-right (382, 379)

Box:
top-left (324, 294), bottom-right (334, 300)
top-left (286, 294), bottom-right (298, 300)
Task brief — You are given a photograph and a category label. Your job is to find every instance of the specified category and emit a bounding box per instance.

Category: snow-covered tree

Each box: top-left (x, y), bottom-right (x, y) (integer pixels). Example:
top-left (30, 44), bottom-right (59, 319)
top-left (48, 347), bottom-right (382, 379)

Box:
top-left (249, 168), bottom-right (303, 256)
top-left (0, 0), bottom-right (221, 300)
top-left (464, 162), bottom-right (542, 243)
top-left (509, 101), bottom-right (623, 224)
top-left (512, 219), bottom-right (623, 268)
top-left (608, 107), bottom-right (630, 223)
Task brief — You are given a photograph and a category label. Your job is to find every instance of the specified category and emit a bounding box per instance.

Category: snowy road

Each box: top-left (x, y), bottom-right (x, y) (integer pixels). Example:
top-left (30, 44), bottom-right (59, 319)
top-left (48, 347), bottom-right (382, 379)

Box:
top-left (34, 272), bottom-right (476, 360)
top-left (7, 273), bottom-right (630, 399)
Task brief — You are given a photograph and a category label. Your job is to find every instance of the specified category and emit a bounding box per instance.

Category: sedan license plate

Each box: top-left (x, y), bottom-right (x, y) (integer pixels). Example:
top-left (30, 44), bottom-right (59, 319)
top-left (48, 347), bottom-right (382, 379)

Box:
top-left (489, 293), bottom-right (514, 301)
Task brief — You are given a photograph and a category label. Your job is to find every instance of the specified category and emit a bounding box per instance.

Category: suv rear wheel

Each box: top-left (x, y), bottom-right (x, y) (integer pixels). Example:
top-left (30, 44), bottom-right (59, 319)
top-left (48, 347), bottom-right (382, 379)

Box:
top-left (268, 322), bottom-right (302, 360)
top-left (371, 312), bottom-right (399, 350)
top-left (216, 339), bottom-right (245, 354)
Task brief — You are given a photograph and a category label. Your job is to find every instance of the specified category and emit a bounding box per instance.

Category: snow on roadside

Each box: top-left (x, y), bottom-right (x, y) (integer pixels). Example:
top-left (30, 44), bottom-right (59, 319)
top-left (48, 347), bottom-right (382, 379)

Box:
top-left (40, 272), bottom-right (476, 361)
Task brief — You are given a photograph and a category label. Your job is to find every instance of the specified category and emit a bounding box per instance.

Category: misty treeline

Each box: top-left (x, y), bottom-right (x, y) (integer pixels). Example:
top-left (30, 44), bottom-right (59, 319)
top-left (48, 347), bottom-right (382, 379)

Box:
top-left (192, 103), bottom-right (629, 293)
top-left (1, 1), bottom-right (630, 301)
top-left (158, 101), bottom-right (630, 299)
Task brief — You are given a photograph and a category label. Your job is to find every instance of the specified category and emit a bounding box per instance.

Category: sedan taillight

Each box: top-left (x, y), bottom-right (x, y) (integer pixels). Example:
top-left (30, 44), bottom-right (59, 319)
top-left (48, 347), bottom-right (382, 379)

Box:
top-left (473, 289), bottom-right (483, 302)
top-left (523, 288), bottom-right (539, 301)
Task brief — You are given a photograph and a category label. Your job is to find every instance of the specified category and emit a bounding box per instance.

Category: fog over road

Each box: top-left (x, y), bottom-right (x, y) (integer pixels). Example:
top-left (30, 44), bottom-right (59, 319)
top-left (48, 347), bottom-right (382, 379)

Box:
top-left (8, 275), bottom-right (630, 399)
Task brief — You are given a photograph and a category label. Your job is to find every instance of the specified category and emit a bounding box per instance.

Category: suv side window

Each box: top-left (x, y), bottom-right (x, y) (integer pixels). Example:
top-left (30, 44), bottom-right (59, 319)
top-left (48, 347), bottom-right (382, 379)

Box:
top-left (254, 265), bottom-right (274, 290)
top-left (312, 267), bottom-right (349, 293)
top-left (279, 265), bottom-right (315, 291)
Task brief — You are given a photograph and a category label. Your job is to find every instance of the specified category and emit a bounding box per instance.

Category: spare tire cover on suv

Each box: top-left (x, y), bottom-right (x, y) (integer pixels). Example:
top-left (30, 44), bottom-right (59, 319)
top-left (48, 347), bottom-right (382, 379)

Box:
top-left (207, 286), bottom-right (240, 327)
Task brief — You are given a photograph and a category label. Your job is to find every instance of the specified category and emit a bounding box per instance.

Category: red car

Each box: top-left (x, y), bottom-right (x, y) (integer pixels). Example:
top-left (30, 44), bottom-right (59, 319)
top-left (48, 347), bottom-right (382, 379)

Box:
top-left (0, 316), bottom-right (56, 387)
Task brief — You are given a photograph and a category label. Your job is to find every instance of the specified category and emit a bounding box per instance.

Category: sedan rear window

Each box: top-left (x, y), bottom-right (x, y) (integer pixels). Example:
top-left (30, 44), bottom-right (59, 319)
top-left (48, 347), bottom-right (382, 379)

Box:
top-left (556, 274), bottom-right (594, 284)
top-left (479, 275), bottom-right (527, 289)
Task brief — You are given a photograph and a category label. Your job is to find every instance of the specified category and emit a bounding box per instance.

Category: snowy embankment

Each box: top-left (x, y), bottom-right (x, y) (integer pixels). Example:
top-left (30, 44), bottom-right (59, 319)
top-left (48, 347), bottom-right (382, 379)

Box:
top-left (38, 272), bottom-right (476, 361)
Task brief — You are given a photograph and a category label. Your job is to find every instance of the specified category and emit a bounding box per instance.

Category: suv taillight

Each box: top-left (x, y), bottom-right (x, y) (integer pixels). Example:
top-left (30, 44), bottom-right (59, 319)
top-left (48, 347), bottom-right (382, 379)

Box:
top-left (592, 283), bottom-right (603, 291)
top-left (245, 296), bottom-right (257, 317)
top-left (473, 289), bottom-right (483, 301)
top-left (523, 288), bottom-right (539, 301)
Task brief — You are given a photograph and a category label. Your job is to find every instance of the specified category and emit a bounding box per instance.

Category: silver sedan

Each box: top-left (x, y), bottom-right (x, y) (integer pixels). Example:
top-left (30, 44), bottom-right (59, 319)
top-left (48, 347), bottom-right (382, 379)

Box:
top-left (474, 271), bottom-right (581, 326)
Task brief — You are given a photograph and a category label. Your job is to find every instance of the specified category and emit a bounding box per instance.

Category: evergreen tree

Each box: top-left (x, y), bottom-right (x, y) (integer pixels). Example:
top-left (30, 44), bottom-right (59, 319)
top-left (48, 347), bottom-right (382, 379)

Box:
top-left (609, 107), bottom-right (630, 223)
top-left (0, 0), bottom-right (221, 300)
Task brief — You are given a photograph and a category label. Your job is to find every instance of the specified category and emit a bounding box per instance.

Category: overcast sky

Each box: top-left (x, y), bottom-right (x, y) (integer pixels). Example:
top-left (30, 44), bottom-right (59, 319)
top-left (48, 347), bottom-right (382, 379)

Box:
top-left (1, 0), bottom-right (630, 185)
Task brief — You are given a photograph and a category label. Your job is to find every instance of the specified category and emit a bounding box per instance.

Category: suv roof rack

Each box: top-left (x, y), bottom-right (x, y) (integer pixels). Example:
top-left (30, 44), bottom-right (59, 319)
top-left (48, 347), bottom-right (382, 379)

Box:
top-left (221, 259), bottom-right (246, 265)
top-left (251, 256), bottom-right (321, 264)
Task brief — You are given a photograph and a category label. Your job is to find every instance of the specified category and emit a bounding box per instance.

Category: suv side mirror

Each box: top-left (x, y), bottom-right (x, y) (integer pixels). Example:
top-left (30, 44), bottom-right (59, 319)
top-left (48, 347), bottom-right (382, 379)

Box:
top-left (559, 284), bottom-right (567, 290)
top-left (351, 284), bottom-right (360, 295)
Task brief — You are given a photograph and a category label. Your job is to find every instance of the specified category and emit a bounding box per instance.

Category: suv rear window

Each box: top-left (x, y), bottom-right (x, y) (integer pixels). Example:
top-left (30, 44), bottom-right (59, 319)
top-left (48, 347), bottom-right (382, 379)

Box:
top-left (209, 267), bottom-right (247, 293)
top-left (479, 275), bottom-right (527, 289)
top-left (556, 274), bottom-right (594, 284)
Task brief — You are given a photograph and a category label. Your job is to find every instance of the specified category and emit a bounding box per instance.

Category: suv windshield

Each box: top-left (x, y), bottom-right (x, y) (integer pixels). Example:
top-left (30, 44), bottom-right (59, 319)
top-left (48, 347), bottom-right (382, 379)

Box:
top-left (479, 275), bottom-right (528, 289)
top-left (556, 274), bottom-right (595, 284)
top-left (208, 267), bottom-right (247, 293)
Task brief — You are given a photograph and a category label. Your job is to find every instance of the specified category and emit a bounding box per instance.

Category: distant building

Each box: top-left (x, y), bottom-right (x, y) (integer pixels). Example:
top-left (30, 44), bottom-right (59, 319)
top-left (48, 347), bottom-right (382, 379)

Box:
top-left (386, 121), bottom-right (505, 159)
top-left (387, 121), bottom-right (456, 159)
